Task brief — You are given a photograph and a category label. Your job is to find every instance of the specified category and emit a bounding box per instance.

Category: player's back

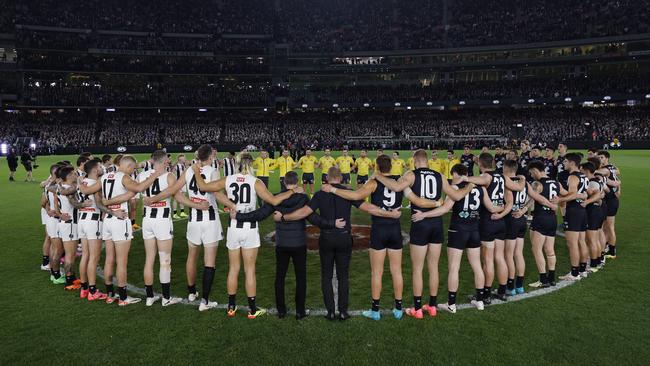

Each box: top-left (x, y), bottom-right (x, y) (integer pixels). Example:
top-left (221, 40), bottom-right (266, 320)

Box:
top-left (140, 170), bottom-right (171, 218)
top-left (410, 168), bottom-right (443, 213)
top-left (370, 177), bottom-right (403, 224)
top-left (533, 178), bottom-right (559, 216)
top-left (226, 173), bottom-right (258, 228)
top-left (101, 171), bottom-right (129, 213)
top-left (185, 165), bottom-right (218, 222)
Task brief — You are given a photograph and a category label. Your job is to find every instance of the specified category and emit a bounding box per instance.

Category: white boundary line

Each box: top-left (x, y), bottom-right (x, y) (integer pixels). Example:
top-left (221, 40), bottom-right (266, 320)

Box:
top-left (93, 220), bottom-right (582, 316)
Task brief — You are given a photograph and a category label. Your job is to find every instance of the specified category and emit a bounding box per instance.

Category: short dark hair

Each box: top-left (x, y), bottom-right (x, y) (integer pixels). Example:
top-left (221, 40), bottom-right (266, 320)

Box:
top-left (580, 162), bottom-right (596, 174)
top-left (588, 147), bottom-right (599, 153)
top-left (565, 152), bottom-right (582, 167)
top-left (101, 154), bottom-right (112, 164)
top-left (588, 157), bottom-right (601, 169)
top-left (197, 144), bottom-right (212, 162)
top-left (76, 155), bottom-right (90, 167)
top-left (80, 152), bottom-right (92, 158)
top-left (597, 150), bottom-right (610, 159)
top-left (375, 155), bottom-right (392, 174)
top-left (49, 164), bottom-right (60, 175)
top-left (284, 171), bottom-right (298, 186)
top-left (447, 149), bottom-right (454, 154)
top-left (151, 149), bottom-right (167, 163)
top-left (450, 164), bottom-right (468, 176)
top-left (478, 153), bottom-right (493, 168)
top-left (527, 160), bottom-right (545, 173)
top-left (84, 159), bottom-right (101, 175)
top-left (545, 146), bottom-right (556, 152)
top-left (504, 159), bottom-right (518, 172)
top-left (57, 165), bottom-right (75, 180)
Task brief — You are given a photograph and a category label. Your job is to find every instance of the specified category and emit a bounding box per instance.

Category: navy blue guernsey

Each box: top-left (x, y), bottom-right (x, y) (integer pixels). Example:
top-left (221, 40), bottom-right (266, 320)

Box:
top-left (410, 168), bottom-right (443, 213)
top-left (450, 182), bottom-right (483, 231)
top-left (460, 154), bottom-right (475, 176)
top-left (567, 171), bottom-right (588, 209)
top-left (603, 164), bottom-right (620, 200)
top-left (481, 171), bottom-right (505, 215)
top-left (544, 158), bottom-right (557, 180)
top-left (588, 176), bottom-right (604, 208)
top-left (533, 178), bottom-right (559, 216)
top-left (494, 154), bottom-right (506, 173)
top-left (370, 177), bottom-right (404, 225)
top-left (510, 176), bottom-right (528, 212)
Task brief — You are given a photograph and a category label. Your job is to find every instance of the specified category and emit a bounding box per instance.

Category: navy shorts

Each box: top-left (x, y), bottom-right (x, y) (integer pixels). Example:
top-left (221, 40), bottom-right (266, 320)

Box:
top-left (479, 217), bottom-right (506, 242)
top-left (531, 214), bottom-right (557, 237)
top-left (566, 205), bottom-right (587, 232)
top-left (505, 215), bottom-right (528, 240)
top-left (370, 223), bottom-right (403, 250)
top-left (357, 175), bottom-right (368, 185)
top-left (409, 217), bottom-right (443, 246)
top-left (448, 228), bottom-right (481, 250)
top-left (587, 205), bottom-right (604, 231)
top-left (342, 173), bottom-right (351, 184)
top-left (302, 173), bottom-right (314, 184)
top-left (605, 197), bottom-right (619, 217)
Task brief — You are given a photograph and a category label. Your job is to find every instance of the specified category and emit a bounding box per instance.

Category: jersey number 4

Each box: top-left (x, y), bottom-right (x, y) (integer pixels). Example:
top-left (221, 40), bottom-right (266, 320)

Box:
top-left (188, 174), bottom-right (207, 195)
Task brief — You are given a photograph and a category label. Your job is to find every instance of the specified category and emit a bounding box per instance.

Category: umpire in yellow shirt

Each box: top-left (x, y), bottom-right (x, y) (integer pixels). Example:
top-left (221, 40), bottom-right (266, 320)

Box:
top-left (253, 150), bottom-right (276, 187)
top-left (335, 149), bottom-right (355, 184)
top-left (355, 149), bottom-right (373, 186)
top-left (444, 149), bottom-right (461, 180)
top-left (297, 149), bottom-right (318, 196)
top-left (390, 151), bottom-right (406, 176)
top-left (275, 149), bottom-right (295, 190)
top-left (427, 149), bottom-right (447, 175)
top-left (318, 148), bottom-right (336, 184)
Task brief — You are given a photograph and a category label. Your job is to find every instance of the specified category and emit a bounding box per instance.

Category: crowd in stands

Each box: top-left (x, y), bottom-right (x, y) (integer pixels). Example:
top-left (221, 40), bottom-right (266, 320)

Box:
top-left (1, 108), bottom-right (648, 153)
top-left (8, 0), bottom-right (650, 53)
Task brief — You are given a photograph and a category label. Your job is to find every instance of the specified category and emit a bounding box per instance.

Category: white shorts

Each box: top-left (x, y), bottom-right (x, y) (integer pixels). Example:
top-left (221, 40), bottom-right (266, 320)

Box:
top-left (78, 219), bottom-right (103, 240)
top-left (57, 221), bottom-right (79, 242)
top-left (226, 227), bottom-right (260, 250)
top-left (102, 217), bottom-right (133, 242)
top-left (142, 218), bottom-right (173, 241)
top-left (41, 208), bottom-right (48, 225)
top-left (46, 216), bottom-right (60, 238)
top-left (186, 220), bottom-right (222, 246)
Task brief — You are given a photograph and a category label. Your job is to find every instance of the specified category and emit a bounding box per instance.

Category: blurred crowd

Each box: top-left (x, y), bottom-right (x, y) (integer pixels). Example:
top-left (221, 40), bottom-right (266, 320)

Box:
top-left (1, 108), bottom-right (648, 152)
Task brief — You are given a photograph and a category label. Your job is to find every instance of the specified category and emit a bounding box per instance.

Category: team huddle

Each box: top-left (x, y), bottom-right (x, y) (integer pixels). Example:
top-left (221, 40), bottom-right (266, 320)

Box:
top-left (37, 142), bottom-right (621, 320)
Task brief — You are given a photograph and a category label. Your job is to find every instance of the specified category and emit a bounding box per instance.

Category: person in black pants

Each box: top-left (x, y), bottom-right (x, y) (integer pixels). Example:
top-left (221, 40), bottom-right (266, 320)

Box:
top-left (282, 167), bottom-right (401, 321)
top-left (7, 148), bottom-right (18, 181)
top-left (235, 171), bottom-right (342, 319)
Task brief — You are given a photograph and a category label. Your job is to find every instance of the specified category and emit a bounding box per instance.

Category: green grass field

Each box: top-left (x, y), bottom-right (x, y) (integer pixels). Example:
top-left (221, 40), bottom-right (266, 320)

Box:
top-left (1, 149), bottom-right (649, 365)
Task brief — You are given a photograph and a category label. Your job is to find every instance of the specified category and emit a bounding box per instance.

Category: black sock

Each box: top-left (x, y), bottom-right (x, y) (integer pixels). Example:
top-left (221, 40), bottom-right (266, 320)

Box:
top-left (188, 284), bottom-right (196, 295)
top-left (609, 245), bottom-right (616, 256)
top-left (548, 270), bottom-right (556, 283)
top-left (119, 286), bottom-right (127, 301)
top-left (161, 283), bottom-right (171, 300)
top-left (571, 266), bottom-right (580, 277)
top-left (145, 285), bottom-right (154, 298)
top-left (394, 299), bottom-right (402, 310)
top-left (428, 295), bottom-right (437, 307)
top-left (228, 294), bottom-right (236, 309)
top-left (42, 255), bottom-right (50, 266)
top-left (476, 288), bottom-right (484, 302)
top-left (590, 258), bottom-right (597, 267)
top-left (579, 263), bottom-right (587, 273)
top-left (539, 272), bottom-right (548, 284)
top-left (247, 296), bottom-right (257, 313)
top-left (89, 285), bottom-right (97, 294)
top-left (81, 282), bottom-right (88, 290)
top-left (507, 278), bottom-right (515, 290)
top-left (498, 284), bottom-right (506, 295)
top-left (448, 291), bottom-right (457, 306)
top-left (515, 276), bottom-right (524, 288)
top-left (52, 269), bottom-right (61, 279)
top-left (174, 210), bottom-right (177, 215)
top-left (202, 267), bottom-right (216, 302)
top-left (65, 275), bottom-right (74, 286)
top-left (414, 296), bottom-right (422, 311)
top-left (371, 298), bottom-right (380, 312)
top-left (106, 283), bottom-right (114, 296)
top-left (484, 286), bottom-right (491, 295)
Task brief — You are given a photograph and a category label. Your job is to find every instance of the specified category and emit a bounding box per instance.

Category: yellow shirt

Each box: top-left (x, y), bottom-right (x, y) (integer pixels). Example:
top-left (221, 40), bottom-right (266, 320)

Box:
top-left (355, 157), bottom-right (372, 176)
top-left (298, 155), bottom-right (318, 173)
top-left (445, 158), bottom-right (461, 179)
top-left (319, 156), bottom-right (336, 174)
top-left (253, 157), bottom-right (275, 177)
top-left (390, 158), bottom-right (406, 176)
top-left (336, 156), bottom-right (355, 174)
top-left (428, 159), bottom-right (446, 174)
top-left (406, 157), bottom-right (415, 171)
top-left (275, 156), bottom-right (295, 177)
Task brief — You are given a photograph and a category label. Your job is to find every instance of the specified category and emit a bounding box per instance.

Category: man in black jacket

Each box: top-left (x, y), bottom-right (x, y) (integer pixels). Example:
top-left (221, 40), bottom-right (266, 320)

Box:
top-left (7, 148), bottom-right (18, 181)
top-left (234, 171), bottom-right (344, 319)
top-left (280, 167), bottom-right (401, 321)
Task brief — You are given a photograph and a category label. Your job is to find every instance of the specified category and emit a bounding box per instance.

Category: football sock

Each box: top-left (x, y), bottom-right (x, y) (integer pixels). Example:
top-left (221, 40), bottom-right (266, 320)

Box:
top-left (571, 266), bottom-right (580, 277)
top-left (579, 262), bottom-right (587, 273)
top-left (414, 296), bottom-right (422, 311)
top-left (161, 283), bottom-right (171, 300)
top-left (394, 299), bottom-right (402, 310)
top-left (371, 298), bottom-right (380, 312)
top-left (228, 294), bottom-right (236, 309)
top-left (89, 285), bottom-right (97, 294)
top-left (498, 284), bottom-right (507, 295)
top-left (548, 270), bottom-right (556, 283)
top-left (106, 283), bottom-right (114, 297)
top-left (247, 296), bottom-right (257, 313)
top-left (428, 295), bottom-right (437, 307)
top-left (515, 276), bottom-right (524, 288)
top-left (119, 286), bottom-right (127, 301)
top-left (145, 285), bottom-right (154, 298)
top-left (202, 266), bottom-right (215, 302)
top-left (539, 272), bottom-right (548, 283)
top-left (42, 255), bottom-right (50, 266)
top-left (188, 284), bottom-right (196, 295)
top-left (448, 291), bottom-right (457, 306)
top-left (476, 288), bottom-right (484, 302)
top-left (81, 282), bottom-right (88, 290)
